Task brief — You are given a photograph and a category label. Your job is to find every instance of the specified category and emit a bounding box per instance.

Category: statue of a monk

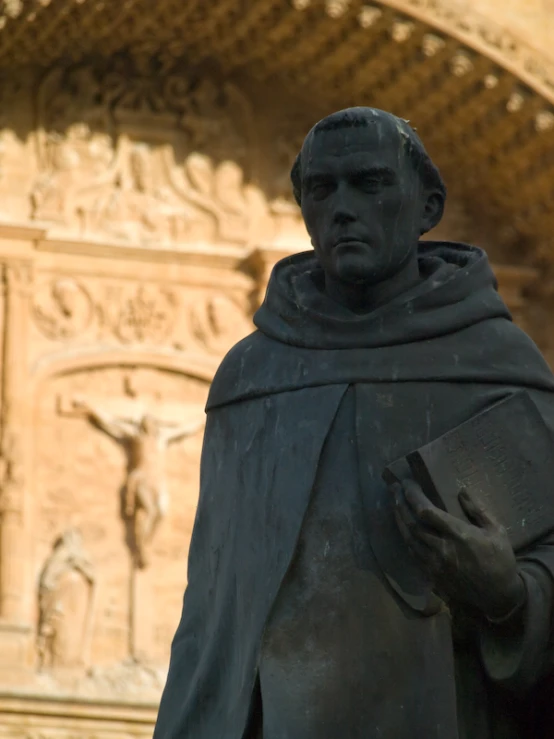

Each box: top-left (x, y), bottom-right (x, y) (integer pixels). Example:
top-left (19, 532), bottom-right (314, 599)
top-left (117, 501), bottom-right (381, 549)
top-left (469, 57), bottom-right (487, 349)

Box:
top-left (154, 108), bottom-right (554, 739)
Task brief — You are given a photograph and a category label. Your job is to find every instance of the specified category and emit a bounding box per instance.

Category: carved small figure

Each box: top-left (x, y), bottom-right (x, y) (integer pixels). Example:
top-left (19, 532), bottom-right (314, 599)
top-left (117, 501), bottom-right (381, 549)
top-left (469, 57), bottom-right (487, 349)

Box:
top-left (191, 294), bottom-right (252, 355)
top-left (33, 278), bottom-right (92, 340)
top-left (73, 399), bottom-right (204, 568)
top-left (37, 528), bottom-right (96, 670)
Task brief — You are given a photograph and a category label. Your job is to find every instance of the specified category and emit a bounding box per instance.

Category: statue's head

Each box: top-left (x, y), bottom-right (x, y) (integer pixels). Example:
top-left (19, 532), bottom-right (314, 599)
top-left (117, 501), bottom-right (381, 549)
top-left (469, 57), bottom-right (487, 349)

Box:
top-left (291, 107), bottom-right (446, 286)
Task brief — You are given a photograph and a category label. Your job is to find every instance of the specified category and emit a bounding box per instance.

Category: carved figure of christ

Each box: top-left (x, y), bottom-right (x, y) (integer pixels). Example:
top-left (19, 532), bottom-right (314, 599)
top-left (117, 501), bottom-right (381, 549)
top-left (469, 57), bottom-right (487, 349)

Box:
top-left (73, 398), bottom-right (205, 567)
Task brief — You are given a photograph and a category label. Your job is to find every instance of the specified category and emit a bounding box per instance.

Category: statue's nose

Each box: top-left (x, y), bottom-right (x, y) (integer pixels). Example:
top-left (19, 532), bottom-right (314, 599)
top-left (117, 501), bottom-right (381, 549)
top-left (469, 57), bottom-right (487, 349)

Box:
top-left (333, 208), bottom-right (356, 225)
top-left (331, 183), bottom-right (357, 225)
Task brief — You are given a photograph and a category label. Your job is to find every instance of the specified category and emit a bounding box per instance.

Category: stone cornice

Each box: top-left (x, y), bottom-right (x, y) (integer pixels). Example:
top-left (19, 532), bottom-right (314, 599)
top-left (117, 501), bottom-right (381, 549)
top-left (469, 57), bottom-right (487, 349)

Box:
top-left (0, 692), bottom-right (158, 719)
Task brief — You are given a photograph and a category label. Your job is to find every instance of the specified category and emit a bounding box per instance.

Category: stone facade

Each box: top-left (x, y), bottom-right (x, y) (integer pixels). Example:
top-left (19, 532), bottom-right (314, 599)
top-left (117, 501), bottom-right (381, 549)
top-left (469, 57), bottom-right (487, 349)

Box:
top-left (0, 2), bottom-right (552, 738)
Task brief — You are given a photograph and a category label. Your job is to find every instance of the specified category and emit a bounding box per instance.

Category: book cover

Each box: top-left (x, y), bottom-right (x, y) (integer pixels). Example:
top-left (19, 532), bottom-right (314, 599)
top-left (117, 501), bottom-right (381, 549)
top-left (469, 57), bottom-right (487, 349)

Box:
top-left (383, 392), bottom-right (554, 551)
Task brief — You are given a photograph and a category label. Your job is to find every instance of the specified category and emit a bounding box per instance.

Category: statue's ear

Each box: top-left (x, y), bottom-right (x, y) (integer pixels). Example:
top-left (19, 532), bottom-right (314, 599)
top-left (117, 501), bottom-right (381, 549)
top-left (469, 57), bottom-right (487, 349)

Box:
top-left (420, 190), bottom-right (445, 235)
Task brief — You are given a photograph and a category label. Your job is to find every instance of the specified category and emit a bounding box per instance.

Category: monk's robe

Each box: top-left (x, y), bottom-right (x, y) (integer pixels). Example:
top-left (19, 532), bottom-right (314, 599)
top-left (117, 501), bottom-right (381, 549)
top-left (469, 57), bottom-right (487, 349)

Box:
top-left (154, 243), bottom-right (554, 739)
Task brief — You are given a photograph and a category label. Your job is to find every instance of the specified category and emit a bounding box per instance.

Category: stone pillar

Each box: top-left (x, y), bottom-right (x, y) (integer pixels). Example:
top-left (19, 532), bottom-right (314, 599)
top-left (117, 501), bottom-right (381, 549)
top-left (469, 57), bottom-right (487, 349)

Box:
top-left (0, 260), bottom-right (33, 671)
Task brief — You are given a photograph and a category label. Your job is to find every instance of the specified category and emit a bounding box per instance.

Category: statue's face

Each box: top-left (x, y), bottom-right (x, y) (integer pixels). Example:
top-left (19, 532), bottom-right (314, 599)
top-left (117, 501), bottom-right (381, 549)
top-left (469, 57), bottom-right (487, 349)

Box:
top-left (300, 121), bottom-right (432, 286)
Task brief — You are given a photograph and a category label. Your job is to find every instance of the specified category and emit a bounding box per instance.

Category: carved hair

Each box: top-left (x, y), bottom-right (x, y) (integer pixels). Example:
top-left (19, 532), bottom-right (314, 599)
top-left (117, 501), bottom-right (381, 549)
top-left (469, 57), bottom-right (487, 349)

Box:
top-left (290, 107), bottom-right (446, 206)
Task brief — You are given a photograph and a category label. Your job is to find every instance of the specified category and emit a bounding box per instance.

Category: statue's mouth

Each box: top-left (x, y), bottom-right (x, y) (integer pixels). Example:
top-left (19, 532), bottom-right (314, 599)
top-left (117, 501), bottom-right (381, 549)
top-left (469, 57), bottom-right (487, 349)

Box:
top-left (334, 237), bottom-right (370, 248)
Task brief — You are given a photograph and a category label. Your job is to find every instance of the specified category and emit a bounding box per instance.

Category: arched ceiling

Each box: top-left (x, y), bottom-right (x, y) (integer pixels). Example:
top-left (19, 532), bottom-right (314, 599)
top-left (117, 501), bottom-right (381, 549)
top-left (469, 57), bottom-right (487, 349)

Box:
top-left (0, 0), bottom-right (554, 264)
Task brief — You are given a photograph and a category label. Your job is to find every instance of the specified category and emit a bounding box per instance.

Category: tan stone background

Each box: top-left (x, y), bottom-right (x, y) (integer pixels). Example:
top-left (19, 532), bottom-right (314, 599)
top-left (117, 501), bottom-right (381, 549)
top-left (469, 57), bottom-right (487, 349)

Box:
top-left (0, 1), bottom-right (552, 738)
top-left (464, 0), bottom-right (554, 57)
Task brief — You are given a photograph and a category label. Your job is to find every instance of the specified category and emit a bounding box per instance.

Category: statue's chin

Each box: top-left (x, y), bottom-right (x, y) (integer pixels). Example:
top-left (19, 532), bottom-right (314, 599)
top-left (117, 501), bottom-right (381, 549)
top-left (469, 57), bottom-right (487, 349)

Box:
top-left (333, 262), bottom-right (380, 287)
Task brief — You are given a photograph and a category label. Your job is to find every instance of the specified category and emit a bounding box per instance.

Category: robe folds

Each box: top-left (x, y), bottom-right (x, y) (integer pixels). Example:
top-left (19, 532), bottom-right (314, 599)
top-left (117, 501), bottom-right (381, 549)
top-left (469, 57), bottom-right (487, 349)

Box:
top-left (154, 242), bottom-right (554, 739)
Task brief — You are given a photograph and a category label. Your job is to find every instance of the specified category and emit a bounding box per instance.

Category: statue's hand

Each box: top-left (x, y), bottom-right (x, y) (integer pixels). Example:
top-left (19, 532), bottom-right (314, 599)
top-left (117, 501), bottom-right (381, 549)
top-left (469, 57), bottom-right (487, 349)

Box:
top-left (393, 480), bottom-right (526, 621)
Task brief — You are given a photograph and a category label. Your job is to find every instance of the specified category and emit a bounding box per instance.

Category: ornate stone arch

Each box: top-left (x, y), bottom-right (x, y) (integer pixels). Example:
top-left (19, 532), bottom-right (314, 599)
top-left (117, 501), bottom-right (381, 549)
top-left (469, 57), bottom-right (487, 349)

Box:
top-left (372, 0), bottom-right (554, 104)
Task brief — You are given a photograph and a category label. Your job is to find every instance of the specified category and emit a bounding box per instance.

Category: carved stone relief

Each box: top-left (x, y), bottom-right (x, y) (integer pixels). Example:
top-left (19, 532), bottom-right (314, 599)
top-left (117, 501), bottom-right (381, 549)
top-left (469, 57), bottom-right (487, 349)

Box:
top-left (30, 274), bottom-right (256, 364)
top-left (29, 60), bottom-right (304, 250)
top-left (97, 284), bottom-right (178, 345)
top-left (37, 528), bottom-right (96, 671)
top-left (33, 279), bottom-right (93, 340)
top-left (190, 294), bottom-right (254, 355)
top-left (35, 366), bottom-right (209, 670)
top-left (69, 396), bottom-right (204, 570)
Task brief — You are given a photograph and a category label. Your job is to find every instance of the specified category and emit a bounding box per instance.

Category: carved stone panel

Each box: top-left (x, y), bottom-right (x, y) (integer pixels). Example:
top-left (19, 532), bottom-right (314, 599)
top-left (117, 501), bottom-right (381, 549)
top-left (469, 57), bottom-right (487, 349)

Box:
top-left (189, 293), bottom-right (254, 355)
top-left (29, 60), bottom-right (308, 251)
top-left (29, 275), bottom-right (256, 369)
top-left (33, 364), bottom-right (209, 675)
top-left (97, 284), bottom-right (178, 345)
top-left (33, 279), bottom-right (93, 340)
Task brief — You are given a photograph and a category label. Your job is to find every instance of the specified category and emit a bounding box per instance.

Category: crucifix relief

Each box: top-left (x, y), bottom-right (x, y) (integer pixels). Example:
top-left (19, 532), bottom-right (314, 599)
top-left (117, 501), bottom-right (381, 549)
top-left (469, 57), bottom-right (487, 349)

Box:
top-left (71, 396), bottom-right (205, 569)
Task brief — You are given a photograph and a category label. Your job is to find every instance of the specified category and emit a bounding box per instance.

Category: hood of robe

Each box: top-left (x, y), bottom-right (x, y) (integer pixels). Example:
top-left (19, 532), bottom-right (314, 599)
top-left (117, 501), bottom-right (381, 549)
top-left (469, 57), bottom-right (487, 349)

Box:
top-left (253, 242), bottom-right (510, 350)
top-left (207, 241), bottom-right (554, 410)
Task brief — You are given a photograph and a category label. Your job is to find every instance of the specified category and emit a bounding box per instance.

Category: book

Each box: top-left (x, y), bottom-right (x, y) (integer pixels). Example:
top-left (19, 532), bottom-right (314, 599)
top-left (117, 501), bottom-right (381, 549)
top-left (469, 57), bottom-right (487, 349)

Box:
top-left (382, 391), bottom-right (554, 551)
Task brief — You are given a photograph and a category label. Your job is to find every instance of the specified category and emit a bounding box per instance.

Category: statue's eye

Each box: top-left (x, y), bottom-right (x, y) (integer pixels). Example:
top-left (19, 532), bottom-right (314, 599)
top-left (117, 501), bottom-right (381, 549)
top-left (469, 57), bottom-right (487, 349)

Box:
top-left (358, 176), bottom-right (382, 192)
top-left (311, 182), bottom-right (333, 200)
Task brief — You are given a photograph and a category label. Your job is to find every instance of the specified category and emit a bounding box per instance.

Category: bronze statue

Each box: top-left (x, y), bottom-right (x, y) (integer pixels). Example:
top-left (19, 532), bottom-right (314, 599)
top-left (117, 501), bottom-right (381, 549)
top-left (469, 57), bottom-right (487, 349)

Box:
top-left (154, 108), bottom-right (554, 739)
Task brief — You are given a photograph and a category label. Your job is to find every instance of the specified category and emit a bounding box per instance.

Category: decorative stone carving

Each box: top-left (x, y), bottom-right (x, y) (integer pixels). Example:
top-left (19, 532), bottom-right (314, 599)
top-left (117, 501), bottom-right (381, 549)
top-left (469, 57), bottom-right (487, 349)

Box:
top-left (450, 52), bottom-right (474, 77)
top-left (33, 279), bottom-right (92, 340)
top-left (29, 61), bottom-right (284, 249)
top-left (71, 398), bottom-right (204, 569)
top-left (37, 528), bottom-right (96, 670)
top-left (292, 0), bottom-right (311, 9)
top-left (358, 5), bottom-right (382, 29)
top-left (422, 34), bottom-right (446, 57)
top-left (190, 295), bottom-right (253, 355)
top-left (289, 0), bottom-right (554, 98)
top-left (391, 20), bottom-right (415, 43)
top-left (536, 111), bottom-right (554, 132)
top-left (98, 284), bottom-right (178, 345)
top-left (179, 78), bottom-right (256, 167)
top-left (165, 152), bottom-right (272, 247)
top-left (325, 0), bottom-right (350, 18)
top-left (507, 91), bottom-right (525, 112)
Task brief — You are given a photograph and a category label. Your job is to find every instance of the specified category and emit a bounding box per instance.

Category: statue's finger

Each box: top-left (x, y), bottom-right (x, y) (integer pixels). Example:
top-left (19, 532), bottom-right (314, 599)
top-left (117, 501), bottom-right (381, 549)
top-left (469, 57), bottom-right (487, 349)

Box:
top-left (402, 479), bottom-right (436, 514)
top-left (458, 488), bottom-right (498, 530)
top-left (418, 529), bottom-right (451, 559)
top-left (395, 509), bottom-right (441, 572)
top-left (403, 480), bottom-right (457, 535)
top-left (419, 505), bottom-right (467, 538)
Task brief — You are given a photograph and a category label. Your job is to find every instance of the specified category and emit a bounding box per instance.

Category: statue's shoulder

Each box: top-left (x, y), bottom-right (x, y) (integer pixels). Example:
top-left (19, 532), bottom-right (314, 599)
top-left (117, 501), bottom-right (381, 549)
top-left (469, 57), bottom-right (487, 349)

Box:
top-left (217, 329), bottom-right (264, 372)
top-left (207, 330), bottom-right (268, 410)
